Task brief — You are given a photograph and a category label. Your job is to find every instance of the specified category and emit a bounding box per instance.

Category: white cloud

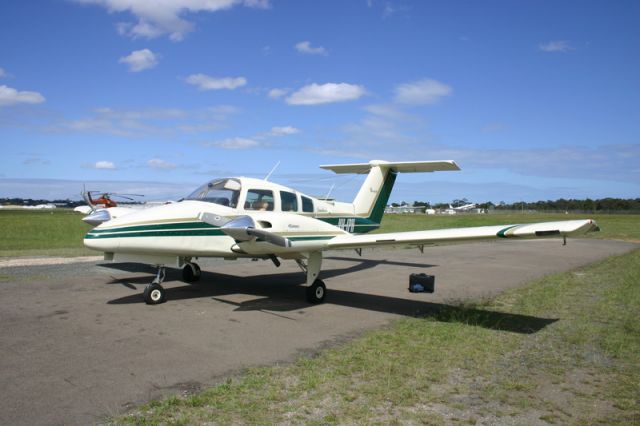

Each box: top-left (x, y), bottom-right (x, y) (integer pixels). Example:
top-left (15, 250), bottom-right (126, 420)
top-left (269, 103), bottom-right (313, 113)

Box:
top-left (364, 103), bottom-right (410, 120)
top-left (270, 126), bottom-right (299, 136)
top-left (119, 49), bottom-right (158, 72)
top-left (208, 137), bottom-right (259, 149)
top-left (394, 78), bottom-right (452, 105)
top-left (51, 106), bottom-right (234, 138)
top-left (383, 2), bottom-right (396, 18)
top-left (94, 161), bottom-right (116, 169)
top-left (147, 158), bottom-right (176, 169)
top-left (286, 83), bottom-right (366, 105)
top-left (268, 88), bottom-right (288, 99)
top-left (0, 68), bottom-right (6, 78)
top-left (0, 85), bottom-right (45, 107)
top-left (538, 40), bottom-right (573, 53)
top-left (79, 0), bottom-right (270, 41)
top-left (186, 73), bottom-right (247, 90)
top-left (295, 41), bottom-right (328, 55)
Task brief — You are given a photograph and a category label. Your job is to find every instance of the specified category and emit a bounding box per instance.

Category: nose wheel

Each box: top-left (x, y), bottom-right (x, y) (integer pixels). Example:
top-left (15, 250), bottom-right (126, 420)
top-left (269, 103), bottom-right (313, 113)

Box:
top-left (143, 266), bottom-right (167, 305)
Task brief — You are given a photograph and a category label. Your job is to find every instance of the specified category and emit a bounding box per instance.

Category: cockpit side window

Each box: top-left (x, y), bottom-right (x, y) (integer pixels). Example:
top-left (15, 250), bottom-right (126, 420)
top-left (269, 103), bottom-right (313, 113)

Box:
top-left (280, 191), bottom-right (298, 212)
top-left (245, 189), bottom-right (274, 211)
top-left (301, 196), bottom-right (314, 213)
top-left (185, 178), bottom-right (241, 208)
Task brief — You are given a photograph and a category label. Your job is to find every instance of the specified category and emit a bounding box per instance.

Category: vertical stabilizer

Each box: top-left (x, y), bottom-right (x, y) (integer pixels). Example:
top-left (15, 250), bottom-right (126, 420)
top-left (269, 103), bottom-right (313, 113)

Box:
top-left (351, 161), bottom-right (396, 222)
top-left (320, 160), bottom-right (460, 224)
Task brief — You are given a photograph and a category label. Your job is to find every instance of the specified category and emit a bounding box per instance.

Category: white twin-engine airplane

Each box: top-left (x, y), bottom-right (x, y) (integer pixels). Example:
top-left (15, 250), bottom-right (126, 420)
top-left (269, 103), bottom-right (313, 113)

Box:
top-left (84, 160), bottom-right (599, 305)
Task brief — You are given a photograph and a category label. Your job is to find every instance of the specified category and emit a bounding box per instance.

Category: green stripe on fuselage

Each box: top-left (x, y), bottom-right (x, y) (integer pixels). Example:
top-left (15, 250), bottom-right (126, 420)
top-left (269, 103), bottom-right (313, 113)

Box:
top-left (88, 221), bottom-right (214, 234)
top-left (84, 228), bottom-right (225, 239)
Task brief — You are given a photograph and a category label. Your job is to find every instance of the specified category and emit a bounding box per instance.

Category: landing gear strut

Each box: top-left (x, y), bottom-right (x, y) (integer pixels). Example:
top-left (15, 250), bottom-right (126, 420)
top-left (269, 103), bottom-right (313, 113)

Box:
top-left (297, 251), bottom-right (326, 304)
top-left (143, 266), bottom-right (166, 305)
top-left (182, 262), bottom-right (201, 283)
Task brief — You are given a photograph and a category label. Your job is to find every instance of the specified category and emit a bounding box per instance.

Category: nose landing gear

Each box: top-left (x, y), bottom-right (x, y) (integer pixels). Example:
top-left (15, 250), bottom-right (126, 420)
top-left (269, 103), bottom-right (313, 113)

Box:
top-left (143, 266), bottom-right (167, 305)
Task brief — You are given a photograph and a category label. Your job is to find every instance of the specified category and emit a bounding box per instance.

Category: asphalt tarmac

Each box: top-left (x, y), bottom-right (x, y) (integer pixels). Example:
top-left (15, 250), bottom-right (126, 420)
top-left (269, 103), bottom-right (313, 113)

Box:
top-left (0, 238), bottom-right (636, 425)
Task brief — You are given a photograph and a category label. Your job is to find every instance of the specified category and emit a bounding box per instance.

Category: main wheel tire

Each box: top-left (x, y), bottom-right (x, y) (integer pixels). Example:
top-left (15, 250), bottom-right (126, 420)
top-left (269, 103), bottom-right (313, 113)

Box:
top-left (143, 283), bottom-right (166, 305)
top-left (192, 262), bottom-right (201, 279)
top-left (182, 263), bottom-right (200, 283)
top-left (306, 279), bottom-right (326, 304)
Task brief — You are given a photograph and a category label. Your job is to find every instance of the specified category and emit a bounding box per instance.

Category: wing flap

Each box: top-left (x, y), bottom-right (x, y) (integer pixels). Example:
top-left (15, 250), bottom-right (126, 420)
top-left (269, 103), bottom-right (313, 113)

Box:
top-left (327, 219), bottom-right (598, 250)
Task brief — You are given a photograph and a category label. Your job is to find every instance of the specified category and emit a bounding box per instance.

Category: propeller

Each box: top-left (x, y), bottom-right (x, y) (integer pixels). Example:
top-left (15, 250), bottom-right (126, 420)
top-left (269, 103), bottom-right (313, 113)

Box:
top-left (199, 213), bottom-right (291, 248)
top-left (81, 184), bottom-right (96, 213)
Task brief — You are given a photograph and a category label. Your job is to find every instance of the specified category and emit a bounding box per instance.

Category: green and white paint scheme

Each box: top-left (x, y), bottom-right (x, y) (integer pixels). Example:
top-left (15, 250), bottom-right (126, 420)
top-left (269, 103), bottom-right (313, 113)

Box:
top-left (83, 160), bottom-right (600, 305)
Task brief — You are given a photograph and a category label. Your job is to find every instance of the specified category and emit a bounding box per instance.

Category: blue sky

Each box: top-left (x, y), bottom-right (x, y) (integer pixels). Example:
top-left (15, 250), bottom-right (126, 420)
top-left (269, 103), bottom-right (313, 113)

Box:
top-left (1, 0), bottom-right (638, 203)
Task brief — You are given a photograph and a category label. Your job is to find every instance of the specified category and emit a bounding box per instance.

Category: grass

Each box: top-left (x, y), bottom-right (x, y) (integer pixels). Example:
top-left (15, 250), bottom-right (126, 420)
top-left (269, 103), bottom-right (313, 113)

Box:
top-left (112, 248), bottom-right (640, 425)
top-left (0, 209), bottom-right (94, 257)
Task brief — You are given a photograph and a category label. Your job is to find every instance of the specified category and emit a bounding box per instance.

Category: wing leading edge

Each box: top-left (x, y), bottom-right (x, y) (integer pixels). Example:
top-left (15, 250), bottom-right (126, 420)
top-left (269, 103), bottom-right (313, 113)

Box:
top-left (327, 219), bottom-right (599, 250)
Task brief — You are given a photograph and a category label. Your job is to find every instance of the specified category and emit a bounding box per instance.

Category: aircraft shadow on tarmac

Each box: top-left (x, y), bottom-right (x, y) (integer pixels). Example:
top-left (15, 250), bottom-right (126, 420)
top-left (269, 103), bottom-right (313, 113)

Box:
top-left (104, 257), bottom-right (556, 335)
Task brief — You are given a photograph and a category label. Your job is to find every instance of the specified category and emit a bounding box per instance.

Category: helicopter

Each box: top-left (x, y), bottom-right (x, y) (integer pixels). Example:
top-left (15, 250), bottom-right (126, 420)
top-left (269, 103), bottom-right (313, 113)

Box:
top-left (77, 189), bottom-right (145, 226)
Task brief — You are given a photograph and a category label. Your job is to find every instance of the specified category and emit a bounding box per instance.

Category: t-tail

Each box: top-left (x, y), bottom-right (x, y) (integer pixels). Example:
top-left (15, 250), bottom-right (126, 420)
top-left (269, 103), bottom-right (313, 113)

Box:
top-left (320, 160), bottom-right (461, 224)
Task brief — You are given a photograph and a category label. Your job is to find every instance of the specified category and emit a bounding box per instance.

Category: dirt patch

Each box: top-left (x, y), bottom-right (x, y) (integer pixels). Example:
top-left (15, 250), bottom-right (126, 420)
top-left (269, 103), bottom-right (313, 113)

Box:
top-left (0, 256), bottom-right (101, 268)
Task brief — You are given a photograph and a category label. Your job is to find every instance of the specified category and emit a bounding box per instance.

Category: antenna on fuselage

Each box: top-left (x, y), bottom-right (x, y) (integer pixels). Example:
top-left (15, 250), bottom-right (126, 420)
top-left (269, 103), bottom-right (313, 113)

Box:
top-left (324, 183), bottom-right (335, 200)
top-left (264, 161), bottom-right (281, 181)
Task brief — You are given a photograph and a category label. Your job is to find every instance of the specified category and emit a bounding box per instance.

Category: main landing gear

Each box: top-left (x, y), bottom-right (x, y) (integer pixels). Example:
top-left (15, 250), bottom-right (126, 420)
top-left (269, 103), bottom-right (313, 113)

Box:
top-left (297, 251), bottom-right (326, 304)
top-left (182, 262), bottom-right (201, 283)
top-left (306, 279), bottom-right (326, 304)
top-left (143, 266), bottom-right (167, 305)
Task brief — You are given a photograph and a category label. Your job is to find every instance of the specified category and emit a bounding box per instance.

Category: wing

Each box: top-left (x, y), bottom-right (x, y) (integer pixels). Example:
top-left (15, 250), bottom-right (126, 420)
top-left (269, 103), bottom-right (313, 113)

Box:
top-left (327, 219), bottom-right (599, 250)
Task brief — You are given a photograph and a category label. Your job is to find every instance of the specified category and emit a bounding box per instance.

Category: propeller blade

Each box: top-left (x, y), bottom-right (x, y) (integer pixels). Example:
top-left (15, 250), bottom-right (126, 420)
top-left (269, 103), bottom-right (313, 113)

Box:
top-left (247, 228), bottom-right (292, 248)
top-left (82, 187), bottom-right (96, 213)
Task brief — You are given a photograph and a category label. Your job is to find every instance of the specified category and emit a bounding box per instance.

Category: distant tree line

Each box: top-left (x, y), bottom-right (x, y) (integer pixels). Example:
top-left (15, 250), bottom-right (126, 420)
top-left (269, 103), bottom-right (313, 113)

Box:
top-left (488, 198), bottom-right (640, 212)
top-left (0, 198), bottom-right (84, 207)
top-left (391, 198), bottom-right (640, 212)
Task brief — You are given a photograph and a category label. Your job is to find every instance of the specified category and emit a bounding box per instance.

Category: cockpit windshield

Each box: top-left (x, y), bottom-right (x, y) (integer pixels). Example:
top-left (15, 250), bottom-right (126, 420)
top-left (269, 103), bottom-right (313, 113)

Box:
top-left (185, 178), bottom-right (241, 208)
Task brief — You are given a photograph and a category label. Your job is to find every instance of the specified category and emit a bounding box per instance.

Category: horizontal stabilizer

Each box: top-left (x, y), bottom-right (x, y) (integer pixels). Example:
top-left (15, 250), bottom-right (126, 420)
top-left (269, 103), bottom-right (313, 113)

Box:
top-left (320, 160), bottom-right (460, 174)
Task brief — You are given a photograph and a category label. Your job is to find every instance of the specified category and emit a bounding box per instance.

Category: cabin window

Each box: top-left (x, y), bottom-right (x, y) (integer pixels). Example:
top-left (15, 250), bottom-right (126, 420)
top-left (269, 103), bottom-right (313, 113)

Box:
top-left (185, 178), bottom-right (241, 208)
top-left (245, 189), bottom-right (274, 211)
top-left (280, 191), bottom-right (298, 212)
top-left (301, 196), bottom-right (314, 213)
